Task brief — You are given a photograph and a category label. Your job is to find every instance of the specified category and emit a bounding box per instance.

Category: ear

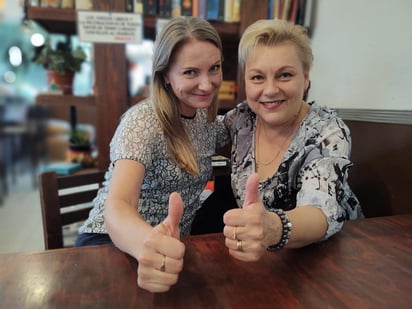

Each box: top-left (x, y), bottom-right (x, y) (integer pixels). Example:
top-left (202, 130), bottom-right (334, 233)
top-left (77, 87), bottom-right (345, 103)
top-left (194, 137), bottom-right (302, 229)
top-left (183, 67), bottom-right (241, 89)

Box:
top-left (163, 72), bottom-right (170, 84)
top-left (304, 71), bottom-right (310, 92)
top-left (303, 72), bottom-right (311, 100)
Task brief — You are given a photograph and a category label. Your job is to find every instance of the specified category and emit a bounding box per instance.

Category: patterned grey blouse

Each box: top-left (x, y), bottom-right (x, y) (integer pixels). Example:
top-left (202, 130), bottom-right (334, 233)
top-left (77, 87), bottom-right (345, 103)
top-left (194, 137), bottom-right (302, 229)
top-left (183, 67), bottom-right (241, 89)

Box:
top-left (222, 101), bottom-right (364, 240)
top-left (78, 100), bottom-right (230, 236)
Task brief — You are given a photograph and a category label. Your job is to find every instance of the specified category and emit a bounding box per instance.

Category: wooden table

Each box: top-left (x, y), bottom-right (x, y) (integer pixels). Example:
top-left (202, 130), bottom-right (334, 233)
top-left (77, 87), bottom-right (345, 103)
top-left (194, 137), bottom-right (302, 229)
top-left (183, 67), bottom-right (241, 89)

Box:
top-left (1, 214), bottom-right (412, 308)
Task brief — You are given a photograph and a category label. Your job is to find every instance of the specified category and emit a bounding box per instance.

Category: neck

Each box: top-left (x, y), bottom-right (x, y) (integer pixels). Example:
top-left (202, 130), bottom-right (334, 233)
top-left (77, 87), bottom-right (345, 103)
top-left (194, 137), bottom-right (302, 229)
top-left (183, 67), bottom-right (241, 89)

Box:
top-left (255, 102), bottom-right (304, 171)
top-left (258, 102), bottom-right (303, 141)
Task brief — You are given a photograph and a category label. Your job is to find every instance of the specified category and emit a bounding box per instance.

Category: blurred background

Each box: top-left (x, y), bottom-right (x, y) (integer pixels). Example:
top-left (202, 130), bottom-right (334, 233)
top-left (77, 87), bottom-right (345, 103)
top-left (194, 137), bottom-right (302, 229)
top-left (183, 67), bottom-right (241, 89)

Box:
top-left (0, 0), bottom-right (153, 253)
top-left (1, 1), bottom-right (93, 208)
top-left (0, 1), bottom-right (154, 192)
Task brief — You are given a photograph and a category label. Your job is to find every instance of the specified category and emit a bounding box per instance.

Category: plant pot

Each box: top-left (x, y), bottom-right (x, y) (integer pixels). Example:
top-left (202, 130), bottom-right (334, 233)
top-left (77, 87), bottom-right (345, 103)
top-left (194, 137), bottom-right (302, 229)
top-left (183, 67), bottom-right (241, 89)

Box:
top-left (69, 142), bottom-right (91, 152)
top-left (47, 70), bottom-right (75, 94)
top-left (67, 143), bottom-right (94, 167)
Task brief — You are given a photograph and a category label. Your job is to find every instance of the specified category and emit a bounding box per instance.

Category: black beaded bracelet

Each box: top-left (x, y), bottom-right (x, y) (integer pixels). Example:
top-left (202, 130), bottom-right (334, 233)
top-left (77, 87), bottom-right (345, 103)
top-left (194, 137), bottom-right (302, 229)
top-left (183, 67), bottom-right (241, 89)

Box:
top-left (267, 208), bottom-right (292, 251)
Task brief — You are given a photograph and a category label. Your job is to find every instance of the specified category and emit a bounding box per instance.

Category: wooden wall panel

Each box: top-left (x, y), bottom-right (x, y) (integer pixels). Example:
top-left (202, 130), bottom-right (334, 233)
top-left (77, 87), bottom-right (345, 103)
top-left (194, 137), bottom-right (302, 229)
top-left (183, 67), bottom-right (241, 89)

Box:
top-left (345, 120), bottom-right (412, 217)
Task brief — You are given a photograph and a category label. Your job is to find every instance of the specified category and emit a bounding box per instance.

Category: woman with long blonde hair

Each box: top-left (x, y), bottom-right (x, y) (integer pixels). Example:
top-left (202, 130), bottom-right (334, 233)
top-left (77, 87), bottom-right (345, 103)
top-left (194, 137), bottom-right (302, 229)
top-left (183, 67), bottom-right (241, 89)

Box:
top-left (76, 16), bottom-right (229, 293)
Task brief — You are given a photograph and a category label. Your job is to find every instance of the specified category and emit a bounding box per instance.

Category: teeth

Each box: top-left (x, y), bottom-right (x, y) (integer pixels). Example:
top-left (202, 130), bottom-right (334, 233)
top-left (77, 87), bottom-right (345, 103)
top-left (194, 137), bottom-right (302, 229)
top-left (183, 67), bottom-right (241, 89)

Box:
top-left (262, 101), bottom-right (281, 106)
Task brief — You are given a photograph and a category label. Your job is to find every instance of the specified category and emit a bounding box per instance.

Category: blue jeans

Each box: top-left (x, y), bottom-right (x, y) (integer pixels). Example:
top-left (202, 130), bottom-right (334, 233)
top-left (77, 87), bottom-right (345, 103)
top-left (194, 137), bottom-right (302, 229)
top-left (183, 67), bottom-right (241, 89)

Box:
top-left (75, 233), bottom-right (113, 247)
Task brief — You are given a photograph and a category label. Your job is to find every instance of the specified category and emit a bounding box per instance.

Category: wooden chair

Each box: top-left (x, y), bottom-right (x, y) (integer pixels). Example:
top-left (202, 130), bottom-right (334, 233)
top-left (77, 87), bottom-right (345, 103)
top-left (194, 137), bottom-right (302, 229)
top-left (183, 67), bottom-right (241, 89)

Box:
top-left (38, 170), bottom-right (105, 249)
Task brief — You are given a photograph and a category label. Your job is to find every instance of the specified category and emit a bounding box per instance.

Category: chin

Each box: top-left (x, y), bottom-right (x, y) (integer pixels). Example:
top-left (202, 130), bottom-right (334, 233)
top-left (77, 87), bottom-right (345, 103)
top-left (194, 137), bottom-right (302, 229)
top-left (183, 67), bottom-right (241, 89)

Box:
top-left (195, 100), bottom-right (213, 109)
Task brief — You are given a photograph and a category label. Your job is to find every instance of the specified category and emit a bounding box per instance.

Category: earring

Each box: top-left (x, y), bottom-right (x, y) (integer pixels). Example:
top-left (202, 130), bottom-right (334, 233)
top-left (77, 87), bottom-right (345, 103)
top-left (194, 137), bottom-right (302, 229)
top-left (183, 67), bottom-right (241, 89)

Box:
top-left (165, 83), bottom-right (171, 92)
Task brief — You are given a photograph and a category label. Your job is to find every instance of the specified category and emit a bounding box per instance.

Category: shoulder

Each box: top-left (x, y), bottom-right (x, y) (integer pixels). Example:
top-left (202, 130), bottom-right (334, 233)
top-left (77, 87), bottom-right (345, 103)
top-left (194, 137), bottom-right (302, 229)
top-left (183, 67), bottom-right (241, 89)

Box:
top-left (119, 99), bottom-right (159, 128)
top-left (224, 101), bottom-right (255, 127)
top-left (227, 101), bottom-right (253, 116)
top-left (123, 99), bottom-right (154, 119)
top-left (305, 102), bottom-right (349, 134)
top-left (114, 99), bottom-right (162, 140)
top-left (307, 102), bottom-right (337, 121)
top-left (295, 103), bottom-right (352, 158)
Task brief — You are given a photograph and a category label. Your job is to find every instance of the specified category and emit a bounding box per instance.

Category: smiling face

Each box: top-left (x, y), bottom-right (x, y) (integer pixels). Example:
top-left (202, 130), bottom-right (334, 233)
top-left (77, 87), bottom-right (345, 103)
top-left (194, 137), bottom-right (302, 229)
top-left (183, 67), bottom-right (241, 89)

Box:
top-left (164, 39), bottom-right (222, 117)
top-left (245, 42), bottom-right (309, 127)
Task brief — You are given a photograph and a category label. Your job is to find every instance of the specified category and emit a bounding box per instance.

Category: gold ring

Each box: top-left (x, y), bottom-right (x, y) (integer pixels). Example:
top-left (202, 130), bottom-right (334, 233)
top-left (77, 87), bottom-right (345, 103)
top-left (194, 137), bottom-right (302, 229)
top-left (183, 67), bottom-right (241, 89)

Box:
top-left (233, 226), bottom-right (238, 240)
top-left (236, 240), bottom-right (243, 251)
top-left (160, 255), bottom-right (166, 272)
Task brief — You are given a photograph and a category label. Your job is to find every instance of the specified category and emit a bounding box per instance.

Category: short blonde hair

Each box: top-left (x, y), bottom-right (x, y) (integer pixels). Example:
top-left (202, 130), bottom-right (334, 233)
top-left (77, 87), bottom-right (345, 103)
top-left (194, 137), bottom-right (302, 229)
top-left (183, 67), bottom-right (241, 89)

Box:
top-left (238, 19), bottom-right (313, 73)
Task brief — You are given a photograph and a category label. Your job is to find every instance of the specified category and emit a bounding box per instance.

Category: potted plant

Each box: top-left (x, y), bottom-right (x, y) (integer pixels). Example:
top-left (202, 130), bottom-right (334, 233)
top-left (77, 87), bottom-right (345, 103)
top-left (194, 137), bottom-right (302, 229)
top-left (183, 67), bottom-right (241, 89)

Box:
top-left (66, 127), bottom-right (96, 167)
top-left (66, 106), bottom-right (96, 167)
top-left (69, 128), bottom-right (91, 151)
top-left (32, 39), bottom-right (86, 94)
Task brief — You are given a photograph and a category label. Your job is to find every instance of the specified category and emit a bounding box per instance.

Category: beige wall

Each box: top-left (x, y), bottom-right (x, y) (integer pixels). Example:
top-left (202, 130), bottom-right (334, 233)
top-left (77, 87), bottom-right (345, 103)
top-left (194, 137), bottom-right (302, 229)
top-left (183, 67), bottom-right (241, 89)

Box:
top-left (309, 0), bottom-right (412, 110)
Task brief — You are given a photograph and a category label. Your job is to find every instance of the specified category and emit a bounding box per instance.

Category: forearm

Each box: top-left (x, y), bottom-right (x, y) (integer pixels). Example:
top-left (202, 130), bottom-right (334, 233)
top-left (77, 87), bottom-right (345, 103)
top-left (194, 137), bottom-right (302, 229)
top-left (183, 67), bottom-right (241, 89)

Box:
top-left (284, 205), bottom-right (328, 248)
top-left (104, 199), bottom-right (153, 260)
top-left (103, 159), bottom-right (152, 259)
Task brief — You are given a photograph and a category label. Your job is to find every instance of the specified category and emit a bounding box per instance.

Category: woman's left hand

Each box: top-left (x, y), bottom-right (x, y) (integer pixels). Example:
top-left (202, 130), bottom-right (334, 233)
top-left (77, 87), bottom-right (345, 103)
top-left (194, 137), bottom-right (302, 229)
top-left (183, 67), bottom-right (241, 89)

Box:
top-left (223, 173), bottom-right (280, 262)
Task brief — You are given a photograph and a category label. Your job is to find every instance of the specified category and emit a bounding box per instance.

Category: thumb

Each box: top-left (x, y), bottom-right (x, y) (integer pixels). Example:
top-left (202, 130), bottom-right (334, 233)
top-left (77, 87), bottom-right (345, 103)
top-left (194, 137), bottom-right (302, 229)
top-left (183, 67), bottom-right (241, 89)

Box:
top-left (243, 173), bottom-right (260, 208)
top-left (162, 192), bottom-right (184, 238)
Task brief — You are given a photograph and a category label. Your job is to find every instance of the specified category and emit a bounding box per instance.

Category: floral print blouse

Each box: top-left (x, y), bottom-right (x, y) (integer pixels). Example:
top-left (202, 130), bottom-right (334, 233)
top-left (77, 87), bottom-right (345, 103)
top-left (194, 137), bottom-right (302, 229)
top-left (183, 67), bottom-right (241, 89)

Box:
top-left (222, 101), bottom-right (364, 240)
top-left (78, 100), bottom-right (230, 236)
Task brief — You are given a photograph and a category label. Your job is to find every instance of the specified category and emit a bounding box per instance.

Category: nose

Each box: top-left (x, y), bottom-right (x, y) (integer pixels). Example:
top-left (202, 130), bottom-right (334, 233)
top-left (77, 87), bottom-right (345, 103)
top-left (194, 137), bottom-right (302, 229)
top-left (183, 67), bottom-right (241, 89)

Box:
top-left (263, 80), bottom-right (280, 96)
top-left (198, 75), bottom-right (213, 91)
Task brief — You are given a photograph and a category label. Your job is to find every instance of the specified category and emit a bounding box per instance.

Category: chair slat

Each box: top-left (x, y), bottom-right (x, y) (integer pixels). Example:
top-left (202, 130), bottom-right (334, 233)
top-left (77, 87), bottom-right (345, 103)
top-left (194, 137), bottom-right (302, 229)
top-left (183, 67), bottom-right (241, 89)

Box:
top-left (61, 207), bottom-right (93, 226)
top-left (38, 170), bottom-right (105, 250)
top-left (59, 189), bottom-right (99, 208)
top-left (57, 171), bottom-right (105, 189)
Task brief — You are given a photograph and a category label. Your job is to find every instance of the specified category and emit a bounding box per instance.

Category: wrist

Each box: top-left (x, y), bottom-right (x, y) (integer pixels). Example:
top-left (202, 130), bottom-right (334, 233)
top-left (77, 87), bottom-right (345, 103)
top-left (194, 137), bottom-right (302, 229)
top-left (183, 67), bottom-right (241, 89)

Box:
top-left (266, 208), bottom-right (292, 251)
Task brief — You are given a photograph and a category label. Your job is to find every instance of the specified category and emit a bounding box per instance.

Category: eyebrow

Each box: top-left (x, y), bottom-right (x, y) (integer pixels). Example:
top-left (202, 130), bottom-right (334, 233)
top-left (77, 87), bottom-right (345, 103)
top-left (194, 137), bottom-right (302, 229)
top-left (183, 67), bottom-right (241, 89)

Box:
top-left (180, 60), bottom-right (221, 70)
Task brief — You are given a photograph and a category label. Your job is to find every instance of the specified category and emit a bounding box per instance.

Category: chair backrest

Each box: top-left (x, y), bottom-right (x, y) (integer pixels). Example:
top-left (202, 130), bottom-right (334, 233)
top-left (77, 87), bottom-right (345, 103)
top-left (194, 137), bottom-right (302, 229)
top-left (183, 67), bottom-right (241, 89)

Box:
top-left (38, 170), bottom-right (106, 249)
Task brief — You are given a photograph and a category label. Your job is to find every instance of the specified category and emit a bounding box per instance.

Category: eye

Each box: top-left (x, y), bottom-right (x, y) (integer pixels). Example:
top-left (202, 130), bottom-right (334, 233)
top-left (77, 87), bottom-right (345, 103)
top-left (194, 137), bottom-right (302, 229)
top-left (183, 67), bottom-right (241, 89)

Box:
top-left (183, 69), bottom-right (196, 76)
top-left (210, 64), bottom-right (221, 73)
top-left (278, 72), bottom-right (293, 80)
top-left (250, 74), bottom-right (264, 82)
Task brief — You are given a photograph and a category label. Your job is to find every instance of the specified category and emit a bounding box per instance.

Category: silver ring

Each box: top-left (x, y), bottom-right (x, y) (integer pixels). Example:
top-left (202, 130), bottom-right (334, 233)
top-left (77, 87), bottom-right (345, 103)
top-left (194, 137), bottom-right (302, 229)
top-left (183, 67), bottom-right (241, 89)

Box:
top-left (236, 240), bottom-right (243, 251)
top-left (233, 226), bottom-right (238, 240)
top-left (160, 255), bottom-right (166, 272)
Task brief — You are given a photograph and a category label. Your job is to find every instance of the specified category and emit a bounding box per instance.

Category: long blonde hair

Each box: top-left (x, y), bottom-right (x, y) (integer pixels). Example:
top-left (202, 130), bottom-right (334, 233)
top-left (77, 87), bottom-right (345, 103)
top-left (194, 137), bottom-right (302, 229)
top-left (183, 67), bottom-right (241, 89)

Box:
top-left (151, 16), bottom-right (223, 175)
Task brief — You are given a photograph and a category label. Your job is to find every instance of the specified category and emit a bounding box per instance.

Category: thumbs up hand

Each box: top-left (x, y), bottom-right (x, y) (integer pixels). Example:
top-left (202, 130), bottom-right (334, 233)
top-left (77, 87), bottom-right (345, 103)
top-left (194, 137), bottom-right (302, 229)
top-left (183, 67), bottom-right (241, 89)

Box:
top-left (137, 192), bottom-right (186, 293)
top-left (159, 192), bottom-right (184, 239)
top-left (223, 173), bottom-right (270, 262)
top-left (243, 172), bottom-right (261, 208)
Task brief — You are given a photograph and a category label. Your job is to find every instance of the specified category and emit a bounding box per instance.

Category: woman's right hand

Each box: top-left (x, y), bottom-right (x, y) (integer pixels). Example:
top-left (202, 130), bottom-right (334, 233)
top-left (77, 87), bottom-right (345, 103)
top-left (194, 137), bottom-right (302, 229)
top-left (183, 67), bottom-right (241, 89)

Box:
top-left (136, 192), bottom-right (186, 293)
top-left (223, 173), bottom-right (281, 262)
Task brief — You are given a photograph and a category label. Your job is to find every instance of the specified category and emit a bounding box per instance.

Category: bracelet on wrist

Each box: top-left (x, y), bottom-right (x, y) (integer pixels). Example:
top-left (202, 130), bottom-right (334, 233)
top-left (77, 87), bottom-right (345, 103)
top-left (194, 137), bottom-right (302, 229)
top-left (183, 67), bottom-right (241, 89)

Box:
top-left (267, 208), bottom-right (292, 251)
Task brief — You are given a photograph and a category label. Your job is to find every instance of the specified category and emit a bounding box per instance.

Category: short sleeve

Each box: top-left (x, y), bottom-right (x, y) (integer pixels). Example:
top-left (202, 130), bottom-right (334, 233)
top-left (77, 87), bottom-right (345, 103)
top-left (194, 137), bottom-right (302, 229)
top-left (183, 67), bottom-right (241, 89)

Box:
top-left (110, 102), bottom-right (159, 168)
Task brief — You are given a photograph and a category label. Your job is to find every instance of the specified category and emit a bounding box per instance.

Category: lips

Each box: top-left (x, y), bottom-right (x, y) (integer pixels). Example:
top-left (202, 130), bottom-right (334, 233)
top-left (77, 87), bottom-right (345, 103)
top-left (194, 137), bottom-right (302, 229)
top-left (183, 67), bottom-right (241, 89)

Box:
top-left (260, 100), bottom-right (285, 109)
top-left (195, 93), bottom-right (211, 98)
